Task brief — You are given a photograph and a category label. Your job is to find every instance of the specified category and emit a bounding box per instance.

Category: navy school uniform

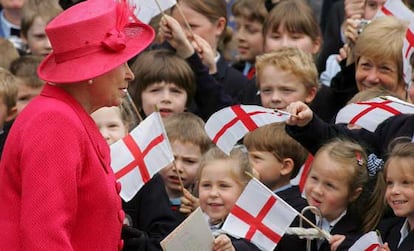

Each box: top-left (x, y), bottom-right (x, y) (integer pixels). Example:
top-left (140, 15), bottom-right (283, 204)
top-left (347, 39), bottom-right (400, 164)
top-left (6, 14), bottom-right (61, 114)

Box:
top-left (315, 212), bottom-right (362, 251)
top-left (231, 235), bottom-right (262, 251)
top-left (275, 210), bottom-right (362, 251)
top-left (378, 217), bottom-right (414, 251)
top-left (122, 174), bottom-right (181, 251)
top-left (274, 185), bottom-right (309, 251)
top-left (276, 185), bottom-right (308, 212)
top-left (209, 220), bottom-right (262, 251)
top-left (286, 113), bottom-right (414, 159)
top-left (213, 56), bottom-right (250, 104)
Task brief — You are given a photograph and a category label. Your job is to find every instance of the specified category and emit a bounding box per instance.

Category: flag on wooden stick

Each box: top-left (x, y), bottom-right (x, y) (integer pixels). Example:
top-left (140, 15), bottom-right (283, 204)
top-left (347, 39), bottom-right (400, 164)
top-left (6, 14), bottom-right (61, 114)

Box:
top-left (111, 112), bottom-right (174, 201)
top-left (129, 0), bottom-right (176, 23)
top-left (205, 105), bottom-right (290, 154)
top-left (222, 177), bottom-right (299, 251)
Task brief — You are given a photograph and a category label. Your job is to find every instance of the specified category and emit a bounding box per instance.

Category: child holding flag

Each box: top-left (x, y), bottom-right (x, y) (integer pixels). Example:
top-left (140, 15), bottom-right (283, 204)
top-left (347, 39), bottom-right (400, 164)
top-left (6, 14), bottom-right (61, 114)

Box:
top-left (121, 112), bottom-right (213, 250)
top-left (159, 112), bottom-right (213, 223)
top-left (197, 146), bottom-right (261, 250)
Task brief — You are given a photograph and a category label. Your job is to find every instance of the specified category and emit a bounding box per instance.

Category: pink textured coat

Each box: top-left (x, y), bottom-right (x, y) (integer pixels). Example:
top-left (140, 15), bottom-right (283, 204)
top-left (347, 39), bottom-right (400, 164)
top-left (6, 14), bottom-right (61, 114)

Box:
top-left (0, 84), bottom-right (124, 250)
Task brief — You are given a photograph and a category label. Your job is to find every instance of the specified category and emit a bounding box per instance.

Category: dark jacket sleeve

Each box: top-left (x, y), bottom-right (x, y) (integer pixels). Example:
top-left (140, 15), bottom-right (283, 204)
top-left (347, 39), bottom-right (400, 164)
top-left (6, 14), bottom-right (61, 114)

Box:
top-left (310, 62), bottom-right (358, 123)
top-left (286, 113), bottom-right (414, 159)
top-left (186, 52), bottom-right (234, 121)
top-left (122, 174), bottom-right (179, 251)
top-left (230, 235), bottom-right (262, 251)
top-left (285, 114), bottom-right (378, 155)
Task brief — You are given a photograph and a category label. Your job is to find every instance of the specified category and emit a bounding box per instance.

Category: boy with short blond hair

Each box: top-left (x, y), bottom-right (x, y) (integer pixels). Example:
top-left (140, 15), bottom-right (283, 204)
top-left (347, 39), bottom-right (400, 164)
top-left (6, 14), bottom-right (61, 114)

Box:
top-left (0, 67), bottom-right (19, 158)
top-left (255, 47), bottom-right (319, 110)
top-left (243, 122), bottom-right (308, 211)
top-left (122, 112), bottom-right (213, 251)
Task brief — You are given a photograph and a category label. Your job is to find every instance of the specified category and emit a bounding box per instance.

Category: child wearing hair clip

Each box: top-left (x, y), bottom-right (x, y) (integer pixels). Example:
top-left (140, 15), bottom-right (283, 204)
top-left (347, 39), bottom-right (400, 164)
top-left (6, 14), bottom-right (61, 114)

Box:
top-left (295, 138), bottom-right (385, 251)
top-left (196, 146), bottom-right (261, 251)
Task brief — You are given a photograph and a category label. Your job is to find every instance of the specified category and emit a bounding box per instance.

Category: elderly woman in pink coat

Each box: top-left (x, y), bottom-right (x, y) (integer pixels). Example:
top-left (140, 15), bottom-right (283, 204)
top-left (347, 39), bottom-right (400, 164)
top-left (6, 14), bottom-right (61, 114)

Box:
top-left (0, 0), bottom-right (154, 250)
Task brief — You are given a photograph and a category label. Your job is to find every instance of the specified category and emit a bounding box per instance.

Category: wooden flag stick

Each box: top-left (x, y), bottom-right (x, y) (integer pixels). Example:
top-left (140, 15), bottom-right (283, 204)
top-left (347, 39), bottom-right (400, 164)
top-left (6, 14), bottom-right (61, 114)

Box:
top-left (380, 95), bottom-right (414, 108)
top-left (155, 103), bottom-right (185, 191)
top-left (244, 171), bottom-right (332, 241)
top-left (274, 109), bottom-right (299, 119)
top-left (171, 1), bottom-right (203, 52)
top-left (153, 0), bottom-right (166, 17)
top-left (126, 91), bottom-right (143, 123)
top-left (172, 161), bottom-right (185, 191)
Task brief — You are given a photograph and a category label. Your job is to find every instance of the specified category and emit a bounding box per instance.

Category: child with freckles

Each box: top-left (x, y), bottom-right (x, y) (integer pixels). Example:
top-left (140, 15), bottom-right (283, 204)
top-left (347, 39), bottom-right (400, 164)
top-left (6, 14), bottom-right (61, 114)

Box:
top-left (196, 146), bottom-right (261, 251)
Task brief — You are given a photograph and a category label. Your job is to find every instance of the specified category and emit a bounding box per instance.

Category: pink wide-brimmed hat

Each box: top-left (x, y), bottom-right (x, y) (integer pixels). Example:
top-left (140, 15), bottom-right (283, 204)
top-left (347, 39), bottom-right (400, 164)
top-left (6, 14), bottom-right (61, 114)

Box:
top-left (37, 0), bottom-right (155, 83)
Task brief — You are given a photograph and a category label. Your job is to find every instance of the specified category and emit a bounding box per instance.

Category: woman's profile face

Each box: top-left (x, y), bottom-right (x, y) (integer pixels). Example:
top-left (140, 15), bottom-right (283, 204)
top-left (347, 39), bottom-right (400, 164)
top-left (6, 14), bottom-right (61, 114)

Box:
top-left (90, 63), bottom-right (134, 110)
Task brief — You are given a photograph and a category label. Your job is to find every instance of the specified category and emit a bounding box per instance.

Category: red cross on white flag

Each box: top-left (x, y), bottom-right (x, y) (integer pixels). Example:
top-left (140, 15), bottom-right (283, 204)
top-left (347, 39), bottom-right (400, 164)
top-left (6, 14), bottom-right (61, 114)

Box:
top-left (376, 0), bottom-right (414, 85)
top-left (130, 0), bottom-right (177, 23)
top-left (222, 178), bottom-right (298, 251)
top-left (403, 22), bottom-right (414, 85)
top-left (349, 231), bottom-right (381, 251)
top-left (290, 154), bottom-right (313, 192)
top-left (335, 97), bottom-right (414, 132)
top-left (377, 0), bottom-right (414, 21)
top-left (111, 112), bottom-right (174, 202)
top-left (205, 105), bottom-right (290, 154)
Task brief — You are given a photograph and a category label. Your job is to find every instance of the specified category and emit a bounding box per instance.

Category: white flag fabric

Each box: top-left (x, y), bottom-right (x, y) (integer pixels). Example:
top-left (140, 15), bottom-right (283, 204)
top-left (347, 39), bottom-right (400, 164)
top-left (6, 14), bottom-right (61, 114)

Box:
top-left (222, 178), bottom-right (298, 251)
top-left (111, 112), bottom-right (174, 202)
top-left (335, 97), bottom-right (414, 132)
top-left (205, 105), bottom-right (290, 154)
top-left (376, 0), bottom-right (414, 85)
top-left (403, 22), bottom-right (414, 85)
top-left (129, 0), bottom-right (176, 23)
top-left (376, 0), bottom-right (414, 21)
top-left (349, 231), bottom-right (381, 251)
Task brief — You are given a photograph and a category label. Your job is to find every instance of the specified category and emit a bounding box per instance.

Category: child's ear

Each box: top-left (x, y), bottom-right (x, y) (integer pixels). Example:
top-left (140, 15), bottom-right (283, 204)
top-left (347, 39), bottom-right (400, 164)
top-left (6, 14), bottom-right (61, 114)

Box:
top-left (6, 106), bottom-right (18, 122)
top-left (349, 187), bottom-right (363, 203)
top-left (304, 86), bottom-right (317, 104)
top-left (280, 158), bottom-right (294, 177)
top-left (311, 37), bottom-right (322, 54)
top-left (215, 17), bottom-right (226, 37)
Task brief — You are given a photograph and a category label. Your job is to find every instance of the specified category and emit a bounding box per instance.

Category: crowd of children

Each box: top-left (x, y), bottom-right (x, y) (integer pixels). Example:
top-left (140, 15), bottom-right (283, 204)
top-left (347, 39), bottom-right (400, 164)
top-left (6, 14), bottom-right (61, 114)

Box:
top-left (2, 0), bottom-right (414, 250)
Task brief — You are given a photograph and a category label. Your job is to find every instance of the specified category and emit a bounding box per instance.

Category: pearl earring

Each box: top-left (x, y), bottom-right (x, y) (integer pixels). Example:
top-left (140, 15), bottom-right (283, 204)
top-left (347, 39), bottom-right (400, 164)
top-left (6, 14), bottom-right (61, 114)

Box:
top-left (88, 79), bottom-right (94, 85)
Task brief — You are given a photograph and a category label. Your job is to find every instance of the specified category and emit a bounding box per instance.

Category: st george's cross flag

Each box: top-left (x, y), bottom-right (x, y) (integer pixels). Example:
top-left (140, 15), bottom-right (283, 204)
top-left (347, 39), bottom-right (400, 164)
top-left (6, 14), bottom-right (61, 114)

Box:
top-left (377, 0), bottom-right (414, 21)
top-left (205, 105), bottom-right (290, 154)
top-left (130, 0), bottom-right (176, 23)
top-left (403, 21), bottom-right (414, 85)
top-left (376, 0), bottom-right (414, 85)
top-left (349, 231), bottom-right (381, 251)
top-left (222, 178), bottom-right (298, 251)
top-left (111, 112), bottom-right (174, 201)
top-left (335, 96), bottom-right (414, 132)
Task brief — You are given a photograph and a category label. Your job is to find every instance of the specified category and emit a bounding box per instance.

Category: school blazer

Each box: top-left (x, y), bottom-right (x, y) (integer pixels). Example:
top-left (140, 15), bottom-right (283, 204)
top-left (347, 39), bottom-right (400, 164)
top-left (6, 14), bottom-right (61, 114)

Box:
top-left (316, 212), bottom-right (362, 251)
top-left (379, 217), bottom-right (414, 251)
top-left (0, 84), bottom-right (124, 250)
top-left (286, 113), bottom-right (414, 159)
